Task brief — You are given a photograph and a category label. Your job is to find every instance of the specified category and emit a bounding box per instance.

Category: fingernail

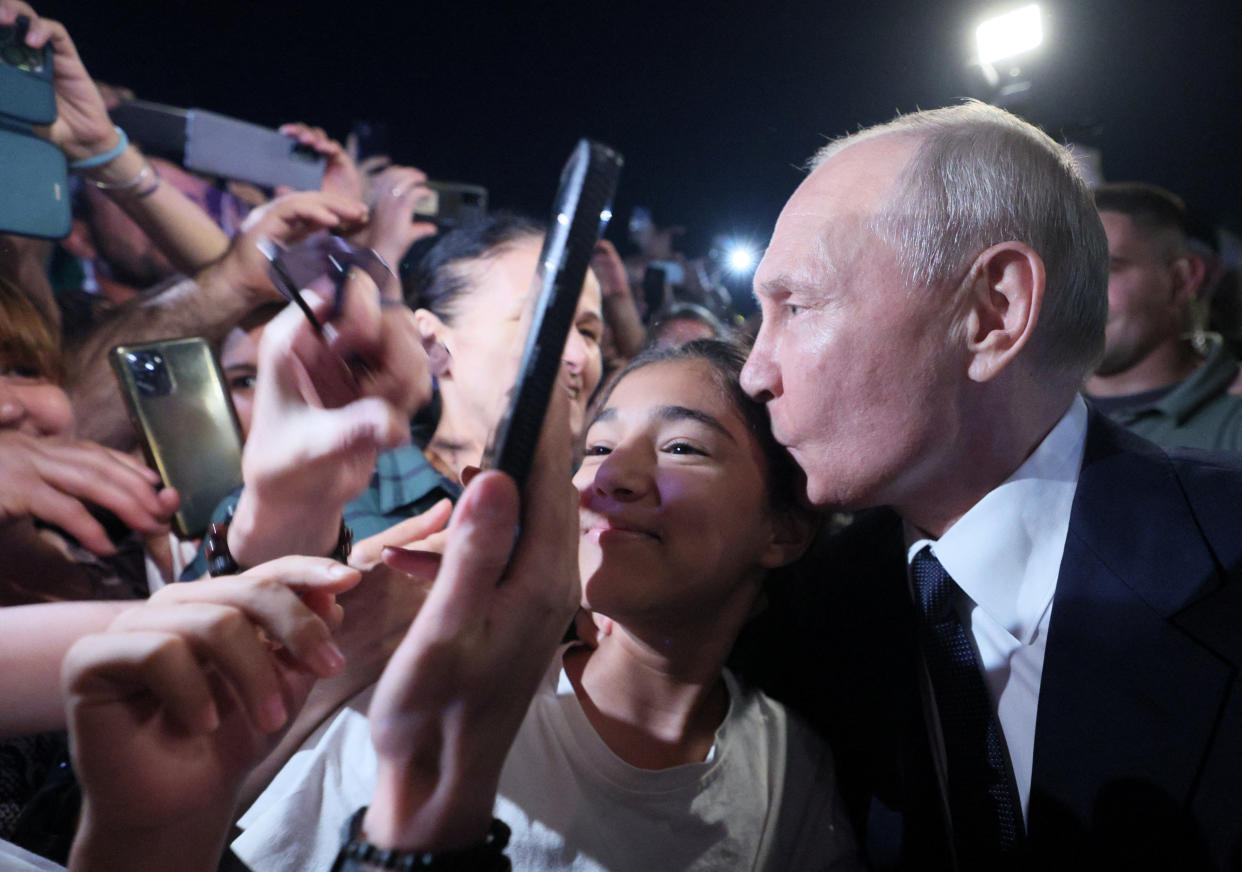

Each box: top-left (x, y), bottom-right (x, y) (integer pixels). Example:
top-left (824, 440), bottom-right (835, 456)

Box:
top-left (328, 563), bottom-right (355, 580)
top-left (261, 693), bottom-right (288, 731)
top-left (312, 641), bottom-right (346, 676)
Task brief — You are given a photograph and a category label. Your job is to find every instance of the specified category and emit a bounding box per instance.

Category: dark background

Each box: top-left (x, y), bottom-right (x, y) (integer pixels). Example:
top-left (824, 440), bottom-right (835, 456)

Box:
top-left (38, 0), bottom-right (1242, 256)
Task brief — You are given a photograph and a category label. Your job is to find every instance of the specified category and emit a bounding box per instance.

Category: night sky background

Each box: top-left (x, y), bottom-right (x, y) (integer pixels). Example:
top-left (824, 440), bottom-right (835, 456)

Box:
top-left (37, 0), bottom-right (1242, 262)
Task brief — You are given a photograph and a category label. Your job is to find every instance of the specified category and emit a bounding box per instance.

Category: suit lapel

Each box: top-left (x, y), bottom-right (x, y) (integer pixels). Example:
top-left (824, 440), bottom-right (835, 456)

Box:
top-left (1028, 415), bottom-right (1232, 857)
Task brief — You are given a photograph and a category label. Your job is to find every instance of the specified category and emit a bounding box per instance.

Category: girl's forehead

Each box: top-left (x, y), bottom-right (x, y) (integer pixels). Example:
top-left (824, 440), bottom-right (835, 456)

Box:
top-left (601, 361), bottom-right (737, 424)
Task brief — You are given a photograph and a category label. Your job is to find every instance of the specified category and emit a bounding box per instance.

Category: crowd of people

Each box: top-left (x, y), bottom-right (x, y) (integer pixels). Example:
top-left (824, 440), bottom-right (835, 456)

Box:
top-left (1, 1), bottom-right (1240, 871)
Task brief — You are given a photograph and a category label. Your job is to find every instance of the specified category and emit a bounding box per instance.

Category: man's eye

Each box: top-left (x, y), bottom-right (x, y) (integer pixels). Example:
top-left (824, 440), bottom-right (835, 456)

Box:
top-left (786, 304), bottom-right (804, 316)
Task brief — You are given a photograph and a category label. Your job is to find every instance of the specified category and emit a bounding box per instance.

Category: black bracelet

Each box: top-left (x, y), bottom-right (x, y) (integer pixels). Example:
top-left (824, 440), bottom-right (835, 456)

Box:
top-left (204, 504), bottom-right (353, 576)
top-left (331, 807), bottom-right (511, 872)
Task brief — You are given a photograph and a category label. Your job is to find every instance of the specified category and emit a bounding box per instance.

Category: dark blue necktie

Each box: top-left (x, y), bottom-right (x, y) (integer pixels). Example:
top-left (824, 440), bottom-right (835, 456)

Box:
top-left (912, 546), bottom-right (1025, 867)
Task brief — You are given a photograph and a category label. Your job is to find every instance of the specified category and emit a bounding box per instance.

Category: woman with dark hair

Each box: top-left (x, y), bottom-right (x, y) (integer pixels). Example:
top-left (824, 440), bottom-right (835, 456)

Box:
top-left (232, 339), bottom-right (860, 871)
top-left (402, 213), bottom-right (605, 479)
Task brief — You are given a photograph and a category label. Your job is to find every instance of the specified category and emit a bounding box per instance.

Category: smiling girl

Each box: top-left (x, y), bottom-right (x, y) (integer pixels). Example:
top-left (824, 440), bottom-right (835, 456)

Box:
top-left (234, 339), bottom-right (860, 871)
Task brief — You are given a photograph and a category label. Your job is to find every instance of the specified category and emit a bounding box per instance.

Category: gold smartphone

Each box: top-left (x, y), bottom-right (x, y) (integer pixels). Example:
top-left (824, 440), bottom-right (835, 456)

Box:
top-left (109, 337), bottom-right (244, 539)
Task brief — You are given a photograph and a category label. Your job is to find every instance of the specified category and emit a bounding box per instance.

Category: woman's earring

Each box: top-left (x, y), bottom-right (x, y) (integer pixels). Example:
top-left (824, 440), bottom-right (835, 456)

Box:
top-left (425, 340), bottom-right (451, 376)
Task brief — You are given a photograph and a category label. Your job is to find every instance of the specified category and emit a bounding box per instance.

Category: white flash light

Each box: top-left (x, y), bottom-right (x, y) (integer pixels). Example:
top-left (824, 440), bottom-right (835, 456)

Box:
top-left (726, 245), bottom-right (757, 274)
top-left (976, 4), bottom-right (1043, 66)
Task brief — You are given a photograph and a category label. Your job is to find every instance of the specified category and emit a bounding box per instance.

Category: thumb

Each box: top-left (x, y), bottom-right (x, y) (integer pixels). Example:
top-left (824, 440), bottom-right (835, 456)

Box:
top-left (419, 471), bottom-right (519, 627)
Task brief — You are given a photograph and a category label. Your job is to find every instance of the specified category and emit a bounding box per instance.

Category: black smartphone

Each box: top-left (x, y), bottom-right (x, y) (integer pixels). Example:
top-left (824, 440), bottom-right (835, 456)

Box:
top-left (110, 338), bottom-right (244, 539)
top-left (482, 139), bottom-right (623, 493)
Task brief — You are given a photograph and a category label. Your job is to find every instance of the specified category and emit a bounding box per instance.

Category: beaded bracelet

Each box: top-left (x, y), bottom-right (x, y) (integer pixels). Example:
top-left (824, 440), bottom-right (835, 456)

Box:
top-left (331, 807), bottom-right (511, 872)
top-left (205, 505), bottom-right (353, 576)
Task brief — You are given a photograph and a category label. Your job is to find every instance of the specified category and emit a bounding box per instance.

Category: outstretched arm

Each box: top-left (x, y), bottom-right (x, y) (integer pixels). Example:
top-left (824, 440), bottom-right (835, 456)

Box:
top-left (63, 556), bottom-right (359, 872)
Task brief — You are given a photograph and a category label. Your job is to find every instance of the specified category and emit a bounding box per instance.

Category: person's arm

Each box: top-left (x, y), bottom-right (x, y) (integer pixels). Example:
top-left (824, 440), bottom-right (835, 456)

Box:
top-left (62, 556), bottom-right (359, 872)
top-left (2, 1), bottom-right (227, 273)
top-left (360, 387), bottom-right (579, 855)
top-left (592, 239), bottom-right (646, 357)
top-left (64, 191), bottom-right (368, 449)
top-left (0, 600), bottom-right (132, 737)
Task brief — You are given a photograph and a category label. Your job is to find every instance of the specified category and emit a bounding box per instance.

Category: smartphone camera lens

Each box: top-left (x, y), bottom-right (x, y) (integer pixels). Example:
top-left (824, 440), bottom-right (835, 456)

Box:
top-left (0, 29), bottom-right (42, 72)
top-left (127, 351), bottom-right (173, 397)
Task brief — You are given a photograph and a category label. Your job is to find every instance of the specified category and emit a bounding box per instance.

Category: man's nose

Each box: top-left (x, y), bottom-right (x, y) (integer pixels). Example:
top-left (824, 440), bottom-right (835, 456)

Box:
top-left (741, 329), bottom-right (779, 402)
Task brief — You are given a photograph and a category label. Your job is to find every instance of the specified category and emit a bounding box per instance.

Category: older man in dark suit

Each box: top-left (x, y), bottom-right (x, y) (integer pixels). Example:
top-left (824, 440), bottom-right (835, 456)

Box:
top-left (737, 102), bottom-right (1242, 871)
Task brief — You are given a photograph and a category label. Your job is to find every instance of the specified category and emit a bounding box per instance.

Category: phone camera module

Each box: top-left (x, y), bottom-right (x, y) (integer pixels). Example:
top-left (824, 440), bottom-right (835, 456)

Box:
top-left (0, 26), bottom-right (43, 73)
top-left (126, 351), bottom-right (174, 397)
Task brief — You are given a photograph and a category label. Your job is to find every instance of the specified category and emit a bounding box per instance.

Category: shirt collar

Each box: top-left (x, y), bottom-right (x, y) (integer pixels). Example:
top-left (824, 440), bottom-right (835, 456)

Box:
top-left (372, 443), bottom-right (460, 514)
top-left (905, 395), bottom-right (1088, 644)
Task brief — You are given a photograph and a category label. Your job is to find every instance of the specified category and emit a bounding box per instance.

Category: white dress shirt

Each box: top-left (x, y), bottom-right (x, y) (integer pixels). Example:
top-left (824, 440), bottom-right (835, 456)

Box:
top-left (905, 395), bottom-right (1088, 821)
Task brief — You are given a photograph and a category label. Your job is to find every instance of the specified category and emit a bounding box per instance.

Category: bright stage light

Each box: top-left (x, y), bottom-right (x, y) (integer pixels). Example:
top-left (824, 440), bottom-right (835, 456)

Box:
top-left (976, 4), bottom-right (1043, 66)
top-left (726, 244), bottom-right (757, 273)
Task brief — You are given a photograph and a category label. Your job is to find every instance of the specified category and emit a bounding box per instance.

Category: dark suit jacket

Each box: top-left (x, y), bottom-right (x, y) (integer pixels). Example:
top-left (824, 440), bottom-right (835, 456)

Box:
top-left (732, 413), bottom-right (1242, 871)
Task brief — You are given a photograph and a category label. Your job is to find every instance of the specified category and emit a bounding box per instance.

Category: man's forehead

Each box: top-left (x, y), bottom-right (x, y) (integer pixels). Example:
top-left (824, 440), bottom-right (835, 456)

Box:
top-left (756, 136), bottom-right (915, 295)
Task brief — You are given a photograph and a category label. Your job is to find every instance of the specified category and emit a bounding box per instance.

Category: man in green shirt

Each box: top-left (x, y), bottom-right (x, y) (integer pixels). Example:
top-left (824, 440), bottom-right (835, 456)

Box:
top-left (1085, 182), bottom-right (1242, 450)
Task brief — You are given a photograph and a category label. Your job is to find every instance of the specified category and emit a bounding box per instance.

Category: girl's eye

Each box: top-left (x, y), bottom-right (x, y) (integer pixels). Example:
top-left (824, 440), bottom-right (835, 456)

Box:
top-left (584, 444), bottom-right (612, 457)
top-left (665, 441), bottom-right (705, 456)
top-left (579, 327), bottom-right (601, 343)
top-left (229, 375), bottom-right (256, 391)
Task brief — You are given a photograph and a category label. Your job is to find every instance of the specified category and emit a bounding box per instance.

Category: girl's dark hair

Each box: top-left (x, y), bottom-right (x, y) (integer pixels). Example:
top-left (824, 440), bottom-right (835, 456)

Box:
top-left (591, 338), bottom-right (807, 517)
top-left (400, 211), bottom-right (543, 321)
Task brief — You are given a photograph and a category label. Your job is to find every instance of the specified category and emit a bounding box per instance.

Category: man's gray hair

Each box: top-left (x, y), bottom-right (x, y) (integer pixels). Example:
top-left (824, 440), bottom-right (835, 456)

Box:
top-left (812, 101), bottom-right (1108, 381)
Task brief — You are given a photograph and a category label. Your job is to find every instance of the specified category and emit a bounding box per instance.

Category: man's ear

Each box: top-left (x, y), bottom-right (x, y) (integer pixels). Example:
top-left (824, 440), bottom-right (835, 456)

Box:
top-left (958, 241), bottom-right (1045, 384)
top-left (413, 308), bottom-right (452, 377)
top-left (1170, 254), bottom-right (1206, 306)
top-left (759, 508), bottom-right (818, 570)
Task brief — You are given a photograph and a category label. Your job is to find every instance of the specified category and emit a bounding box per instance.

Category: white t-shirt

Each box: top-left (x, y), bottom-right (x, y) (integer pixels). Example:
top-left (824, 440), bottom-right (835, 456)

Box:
top-left (234, 650), bottom-right (860, 872)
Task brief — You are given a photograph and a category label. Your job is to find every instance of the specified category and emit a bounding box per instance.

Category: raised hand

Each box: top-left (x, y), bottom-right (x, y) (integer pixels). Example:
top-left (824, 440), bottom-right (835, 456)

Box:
top-left (227, 270), bottom-right (432, 568)
top-left (203, 190), bottom-right (369, 306)
top-left (0, 0), bottom-right (114, 162)
top-left (278, 122), bottom-right (364, 202)
top-left (357, 165), bottom-right (439, 284)
top-left (363, 388), bottom-right (580, 852)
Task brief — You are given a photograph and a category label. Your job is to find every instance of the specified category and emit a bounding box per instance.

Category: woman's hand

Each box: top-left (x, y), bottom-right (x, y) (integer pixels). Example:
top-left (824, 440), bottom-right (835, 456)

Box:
top-left (0, 1), bottom-right (116, 161)
top-left (0, 430), bottom-right (177, 555)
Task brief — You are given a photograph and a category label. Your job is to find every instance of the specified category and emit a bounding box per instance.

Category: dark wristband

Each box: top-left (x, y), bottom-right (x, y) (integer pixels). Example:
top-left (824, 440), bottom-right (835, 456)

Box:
top-left (331, 807), bottom-right (511, 872)
top-left (204, 505), bottom-right (353, 576)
